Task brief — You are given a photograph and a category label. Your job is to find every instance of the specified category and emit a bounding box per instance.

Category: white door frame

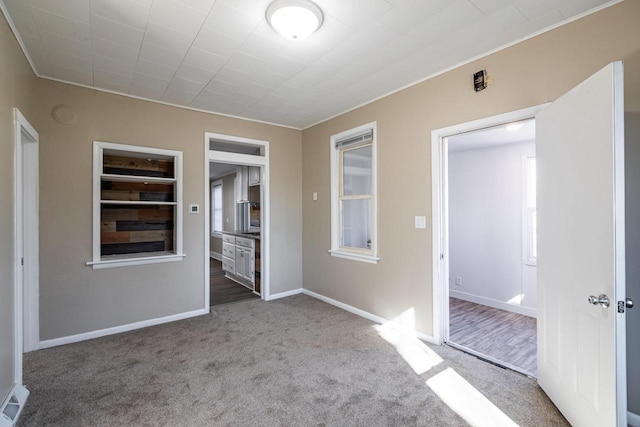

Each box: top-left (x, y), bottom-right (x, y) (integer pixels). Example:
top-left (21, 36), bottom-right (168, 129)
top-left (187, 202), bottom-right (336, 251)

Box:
top-left (430, 105), bottom-right (545, 345)
top-left (13, 108), bottom-right (39, 383)
top-left (203, 132), bottom-right (270, 309)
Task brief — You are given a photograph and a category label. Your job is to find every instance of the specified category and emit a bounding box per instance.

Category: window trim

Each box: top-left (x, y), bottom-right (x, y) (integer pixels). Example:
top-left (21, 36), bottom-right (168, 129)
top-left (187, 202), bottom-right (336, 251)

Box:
top-left (329, 121), bottom-right (379, 264)
top-left (211, 179), bottom-right (223, 237)
top-left (87, 141), bottom-right (185, 269)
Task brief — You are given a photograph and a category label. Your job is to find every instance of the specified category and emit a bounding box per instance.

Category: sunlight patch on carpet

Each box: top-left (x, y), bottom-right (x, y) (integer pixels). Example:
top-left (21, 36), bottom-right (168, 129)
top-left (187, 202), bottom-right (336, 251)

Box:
top-left (426, 367), bottom-right (518, 427)
top-left (374, 321), bottom-right (442, 375)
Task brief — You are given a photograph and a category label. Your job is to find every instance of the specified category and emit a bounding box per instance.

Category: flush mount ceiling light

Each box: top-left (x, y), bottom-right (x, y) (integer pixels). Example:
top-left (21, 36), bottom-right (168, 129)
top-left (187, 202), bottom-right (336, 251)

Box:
top-left (266, 0), bottom-right (324, 40)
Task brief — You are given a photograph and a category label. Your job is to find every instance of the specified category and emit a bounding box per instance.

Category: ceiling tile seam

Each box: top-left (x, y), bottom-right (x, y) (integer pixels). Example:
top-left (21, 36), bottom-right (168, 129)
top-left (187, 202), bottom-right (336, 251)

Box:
top-left (0, 1), bottom-right (42, 74)
top-left (467, 0), bottom-right (488, 16)
top-left (28, 4), bottom-right (65, 83)
top-left (29, 3), bottom-right (89, 30)
top-left (37, 73), bottom-right (303, 130)
top-left (186, 20), bottom-right (266, 107)
top-left (512, 4), bottom-right (532, 23)
top-left (300, 0), bottom-right (624, 130)
top-left (156, 1), bottom-right (225, 102)
top-left (118, 0), bottom-right (154, 94)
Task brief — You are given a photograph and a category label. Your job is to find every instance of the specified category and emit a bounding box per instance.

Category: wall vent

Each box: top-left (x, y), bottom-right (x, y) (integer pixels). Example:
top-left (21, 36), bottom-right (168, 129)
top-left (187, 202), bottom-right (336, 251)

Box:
top-left (0, 385), bottom-right (29, 427)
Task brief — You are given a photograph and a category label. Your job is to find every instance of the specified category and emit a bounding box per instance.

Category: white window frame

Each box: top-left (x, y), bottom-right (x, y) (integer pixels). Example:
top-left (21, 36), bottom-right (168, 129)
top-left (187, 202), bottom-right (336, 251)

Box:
top-left (329, 121), bottom-right (379, 264)
top-left (522, 154), bottom-right (537, 266)
top-left (211, 180), bottom-right (223, 237)
top-left (87, 141), bottom-right (185, 269)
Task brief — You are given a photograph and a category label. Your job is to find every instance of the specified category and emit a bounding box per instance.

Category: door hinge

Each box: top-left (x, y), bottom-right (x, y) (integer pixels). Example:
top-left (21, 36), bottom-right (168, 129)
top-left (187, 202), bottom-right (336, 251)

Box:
top-left (21, 257), bottom-right (24, 266)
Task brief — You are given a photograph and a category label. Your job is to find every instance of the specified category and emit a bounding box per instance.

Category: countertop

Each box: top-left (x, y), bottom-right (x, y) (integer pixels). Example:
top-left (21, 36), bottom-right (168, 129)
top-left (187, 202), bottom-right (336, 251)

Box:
top-left (222, 230), bottom-right (261, 240)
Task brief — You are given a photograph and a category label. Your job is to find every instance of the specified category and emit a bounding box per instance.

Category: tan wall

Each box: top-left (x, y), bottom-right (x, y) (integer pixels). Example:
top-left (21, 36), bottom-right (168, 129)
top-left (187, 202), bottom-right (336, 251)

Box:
top-left (38, 80), bottom-right (302, 340)
top-left (302, 1), bottom-right (640, 338)
top-left (0, 12), bottom-right (38, 400)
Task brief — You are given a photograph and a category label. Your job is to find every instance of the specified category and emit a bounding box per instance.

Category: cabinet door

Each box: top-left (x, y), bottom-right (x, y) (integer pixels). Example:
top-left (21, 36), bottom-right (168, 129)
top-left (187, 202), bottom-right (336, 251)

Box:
top-left (235, 246), bottom-right (245, 278)
top-left (249, 166), bottom-right (260, 186)
top-left (244, 248), bottom-right (254, 282)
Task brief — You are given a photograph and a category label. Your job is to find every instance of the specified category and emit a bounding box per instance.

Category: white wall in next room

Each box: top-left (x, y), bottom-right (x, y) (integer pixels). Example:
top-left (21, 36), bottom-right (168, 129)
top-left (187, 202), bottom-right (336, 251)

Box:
top-left (449, 140), bottom-right (536, 317)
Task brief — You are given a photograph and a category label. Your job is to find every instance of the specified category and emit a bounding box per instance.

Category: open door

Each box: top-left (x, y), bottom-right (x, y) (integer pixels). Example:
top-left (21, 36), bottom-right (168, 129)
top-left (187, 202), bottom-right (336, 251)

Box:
top-left (536, 62), bottom-right (627, 426)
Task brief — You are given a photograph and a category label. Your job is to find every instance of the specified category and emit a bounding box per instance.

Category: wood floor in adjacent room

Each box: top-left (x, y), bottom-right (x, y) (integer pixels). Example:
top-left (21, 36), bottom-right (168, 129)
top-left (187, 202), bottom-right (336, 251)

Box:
top-left (449, 297), bottom-right (537, 375)
top-left (210, 258), bottom-right (258, 306)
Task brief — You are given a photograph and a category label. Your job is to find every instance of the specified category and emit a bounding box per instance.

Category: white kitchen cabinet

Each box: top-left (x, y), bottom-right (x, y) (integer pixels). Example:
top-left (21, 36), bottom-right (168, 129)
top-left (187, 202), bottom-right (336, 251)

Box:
top-left (222, 233), bottom-right (255, 288)
top-left (248, 166), bottom-right (261, 186)
top-left (235, 246), bottom-right (254, 282)
top-left (222, 234), bottom-right (236, 274)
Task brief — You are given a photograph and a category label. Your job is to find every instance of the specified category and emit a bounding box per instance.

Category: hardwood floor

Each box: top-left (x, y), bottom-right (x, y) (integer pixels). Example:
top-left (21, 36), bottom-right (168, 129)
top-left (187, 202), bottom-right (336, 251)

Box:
top-left (449, 297), bottom-right (537, 375)
top-left (210, 258), bottom-right (258, 306)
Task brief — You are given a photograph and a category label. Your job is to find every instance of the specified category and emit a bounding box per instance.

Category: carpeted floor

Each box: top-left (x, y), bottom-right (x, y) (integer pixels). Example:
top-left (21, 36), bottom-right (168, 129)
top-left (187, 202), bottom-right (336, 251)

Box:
top-left (18, 294), bottom-right (568, 426)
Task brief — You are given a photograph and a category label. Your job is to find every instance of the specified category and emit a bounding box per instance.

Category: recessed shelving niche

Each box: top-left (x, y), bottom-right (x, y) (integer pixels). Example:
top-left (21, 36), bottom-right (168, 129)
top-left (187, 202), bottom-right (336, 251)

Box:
top-left (89, 141), bottom-right (184, 269)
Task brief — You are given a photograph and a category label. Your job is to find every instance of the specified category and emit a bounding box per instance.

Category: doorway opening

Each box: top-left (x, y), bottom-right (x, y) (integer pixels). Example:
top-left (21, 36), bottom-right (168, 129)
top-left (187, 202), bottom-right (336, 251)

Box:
top-left (446, 119), bottom-right (537, 375)
top-left (431, 106), bottom-right (544, 377)
top-left (13, 109), bottom-right (39, 380)
top-left (209, 161), bottom-right (261, 306)
top-left (204, 133), bottom-right (269, 309)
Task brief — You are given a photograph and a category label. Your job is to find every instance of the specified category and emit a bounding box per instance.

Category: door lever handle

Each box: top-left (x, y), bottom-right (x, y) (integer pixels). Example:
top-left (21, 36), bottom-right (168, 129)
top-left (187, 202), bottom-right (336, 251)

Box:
top-left (588, 294), bottom-right (610, 308)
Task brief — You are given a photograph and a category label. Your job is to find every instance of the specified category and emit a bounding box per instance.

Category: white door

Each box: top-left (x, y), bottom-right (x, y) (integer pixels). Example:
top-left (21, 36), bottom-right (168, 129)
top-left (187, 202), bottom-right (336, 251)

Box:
top-left (536, 61), bottom-right (627, 426)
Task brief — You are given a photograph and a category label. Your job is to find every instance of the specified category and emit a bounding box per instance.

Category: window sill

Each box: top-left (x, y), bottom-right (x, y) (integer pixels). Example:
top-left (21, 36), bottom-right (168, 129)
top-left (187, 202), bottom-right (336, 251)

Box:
top-left (86, 253), bottom-right (186, 269)
top-left (329, 249), bottom-right (379, 264)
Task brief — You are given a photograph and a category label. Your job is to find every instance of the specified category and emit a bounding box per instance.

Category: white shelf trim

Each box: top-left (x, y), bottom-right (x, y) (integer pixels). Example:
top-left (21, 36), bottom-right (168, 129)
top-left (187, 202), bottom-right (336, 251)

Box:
top-left (328, 249), bottom-right (380, 264)
top-left (100, 200), bottom-right (177, 205)
top-left (86, 253), bottom-right (186, 269)
top-left (100, 173), bottom-right (176, 183)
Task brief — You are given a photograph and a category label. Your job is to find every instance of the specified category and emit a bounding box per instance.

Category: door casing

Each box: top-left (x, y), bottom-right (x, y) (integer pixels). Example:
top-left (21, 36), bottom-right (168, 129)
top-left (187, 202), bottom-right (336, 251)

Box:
top-left (204, 132), bottom-right (270, 309)
top-left (430, 105), bottom-right (546, 345)
top-left (13, 108), bottom-right (40, 380)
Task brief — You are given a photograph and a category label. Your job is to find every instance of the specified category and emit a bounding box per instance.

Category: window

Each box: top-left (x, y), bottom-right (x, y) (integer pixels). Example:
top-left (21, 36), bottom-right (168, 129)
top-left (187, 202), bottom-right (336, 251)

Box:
top-left (524, 155), bottom-right (537, 265)
top-left (87, 141), bottom-right (185, 269)
top-left (330, 122), bottom-right (379, 263)
top-left (211, 180), bottom-right (223, 235)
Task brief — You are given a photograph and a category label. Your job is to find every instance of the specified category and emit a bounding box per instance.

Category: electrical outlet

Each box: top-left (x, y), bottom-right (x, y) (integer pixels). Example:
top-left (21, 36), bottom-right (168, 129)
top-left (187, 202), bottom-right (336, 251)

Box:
top-left (455, 276), bottom-right (462, 286)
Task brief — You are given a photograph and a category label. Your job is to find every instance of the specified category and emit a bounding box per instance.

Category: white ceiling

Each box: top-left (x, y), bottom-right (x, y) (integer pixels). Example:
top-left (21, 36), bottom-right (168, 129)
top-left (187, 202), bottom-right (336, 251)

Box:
top-left (0, 0), bottom-right (618, 129)
top-left (447, 118), bottom-right (535, 152)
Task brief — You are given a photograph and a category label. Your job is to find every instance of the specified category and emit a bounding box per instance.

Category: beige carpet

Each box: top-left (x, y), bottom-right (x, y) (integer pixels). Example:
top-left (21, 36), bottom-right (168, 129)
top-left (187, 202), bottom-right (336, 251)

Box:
top-left (18, 294), bottom-right (568, 426)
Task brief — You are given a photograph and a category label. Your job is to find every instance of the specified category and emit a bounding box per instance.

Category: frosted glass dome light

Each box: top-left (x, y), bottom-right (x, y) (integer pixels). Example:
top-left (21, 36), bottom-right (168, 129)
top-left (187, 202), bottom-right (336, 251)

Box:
top-left (266, 0), bottom-right (324, 40)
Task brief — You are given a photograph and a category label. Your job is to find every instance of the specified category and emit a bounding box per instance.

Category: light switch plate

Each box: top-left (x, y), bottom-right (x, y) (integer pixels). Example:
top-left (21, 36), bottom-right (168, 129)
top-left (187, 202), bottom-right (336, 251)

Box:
top-left (313, 192), bottom-right (318, 201)
top-left (189, 204), bottom-right (199, 214)
top-left (415, 216), bottom-right (426, 229)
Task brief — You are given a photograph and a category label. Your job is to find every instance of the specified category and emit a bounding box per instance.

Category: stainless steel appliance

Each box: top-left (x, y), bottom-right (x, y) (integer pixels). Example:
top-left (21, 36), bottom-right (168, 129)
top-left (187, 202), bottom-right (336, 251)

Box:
top-left (237, 201), bottom-right (260, 232)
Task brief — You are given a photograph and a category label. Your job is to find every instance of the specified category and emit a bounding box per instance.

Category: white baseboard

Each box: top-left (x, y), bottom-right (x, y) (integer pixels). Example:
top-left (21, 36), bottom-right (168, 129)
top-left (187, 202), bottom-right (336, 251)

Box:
top-left (267, 288), bottom-right (303, 301)
top-left (38, 308), bottom-right (208, 350)
top-left (449, 290), bottom-right (537, 318)
top-left (301, 289), bottom-right (437, 344)
top-left (210, 251), bottom-right (222, 261)
top-left (629, 411), bottom-right (640, 427)
top-left (0, 384), bottom-right (28, 427)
